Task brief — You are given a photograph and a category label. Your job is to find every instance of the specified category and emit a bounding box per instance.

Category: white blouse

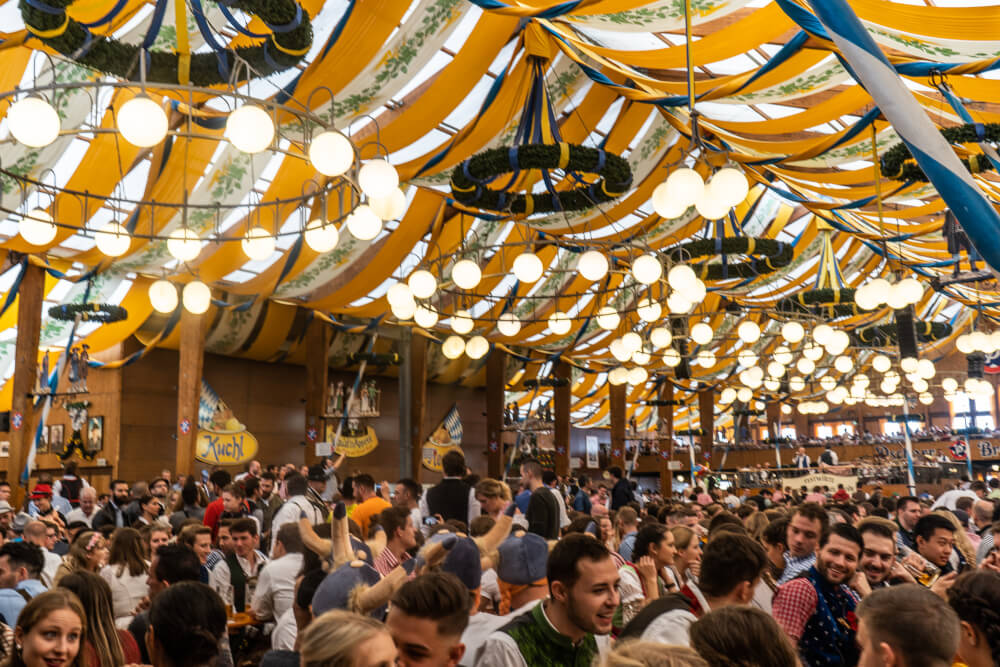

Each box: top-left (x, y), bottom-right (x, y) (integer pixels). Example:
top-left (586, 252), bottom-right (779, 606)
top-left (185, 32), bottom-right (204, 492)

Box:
top-left (100, 563), bottom-right (149, 629)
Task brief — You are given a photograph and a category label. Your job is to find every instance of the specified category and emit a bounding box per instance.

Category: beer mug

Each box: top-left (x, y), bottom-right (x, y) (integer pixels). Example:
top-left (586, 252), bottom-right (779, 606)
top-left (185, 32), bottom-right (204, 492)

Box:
top-left (904, 559), bottom-right (939, 587)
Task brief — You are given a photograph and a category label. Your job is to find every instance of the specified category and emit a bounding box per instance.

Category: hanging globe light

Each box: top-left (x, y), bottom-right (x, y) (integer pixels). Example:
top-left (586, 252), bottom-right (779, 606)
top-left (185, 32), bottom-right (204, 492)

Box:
top-left (451, 310), bottom-right (474, 334)
top-left (345, 205), bottom-right (382, 240)
top-left (304, 219), bottom-right (340, 253)
top-left (710, 167), bottom-right (751, 207)
top-left (796, 358), bottom-right (816, 375)
top-left (803, 344), bottom-right (824, 362)
top-left (650, 327), bottom-right (672, 349)
top-left (94, 222), bottom-right (131, 257)
top-left (610, 338), bottom-right (632, 363)
top-left (387, 282), bottom-right (413, 307)
top-left (956, 334), bottom-right (974, 355)
top-left (636, 298), bottom-right (662, 323)
top-left (900, 356), bottom-right (919, 374)
top-left (917, 358), bottom-right (936, 379)
top-left (596, 307), bottom-right (621, 331)
top-left (970, 331), bottom-right (990, 352)
top-left (309, 130), bottom-right (354, 177)
top-left (774, 346), bottom-right (794, 366)
top-left (548, 311), bottom-right (571, 335)
top-left (737, 320), bottom-right (761, 344)
top-left (225, 104), bottom-right (274, 153)
top-left (358, 159), bottom-right (399, 200)
top-left (663, 349), bottom-right (681, 367)
top-left (408, 270), bottom-right (437, 299)
top-left (736, 387), bottom-right (753, 403)
top-left (886, 283), bottom-right (909, 310)
top-left (631, 349), bottom-right (651, 366)
top-left (442, 335), bottom-right (465, 360)
top-left (872, 354), bottom-right (892, 373)
top-left (577, 250), bottom-right (609, 281)
top-left (369, 188), bottom-right (408, 221)
top-left (18, 209), bottom-right (57, 246)
top-left (665, 168), bottom-right (705, 208)
top-left (694, 187), bottom-right (731, 221)
top-left (789, 376), bottom-right (805, 392)
top-left (390, 297), bottom-right (416, 320)
top-left (853, 373), bottom-right (871, 387)
top-left (764, 378), bottom-right (781, 392)
top-left (825, 330), bottom-right (850, 356)
top-left (942, 377), bottom-right (959, 393)
top-left (148, 279), bottom-right (178, 313)
top-left (834, 355), bottom-right (853, 373)
top-left (167, 228), bottom-right (203, 262)
top-left (667, 265), bottom-right (697, 292)
top-left (465, 336), bottom-right (489, 360)
top-left (497, 313), bottom-right (521, 337)
top-left (781, 321), bottom-right (805, 344)
top-left (918, 392), bottom-right (933, 405)
top-left (651, 182), bottom-right (689, 219)
top-left (7, 96), bottom-right (61, 147)
top-left (622, 332), bottom-right (643, 353)
top-left (820, 376), bottom-right (837, 391)
top-left (631, 254), bottom-right (662, 285)
top-left (898, 277), bottom-right (924, 305)
top-left (813, 324), bottom-right (834, 346)
top-left (241, 227), bottom-right (276, 260)
top-left (738, 350), bottom-right (758, 368)
top-left (667, 292), bottom-right (692, 314)
top-left (696, 349), bottom-right (716, 368)
top-left (608, 367), bottom-right (629, 386)
top-left (414, 305), bottom-right (438, 329)
top-left (720, 387), bottom-right (737, 404)
top-left (627, 367), bottom-right (648, 386)
top-left (452, 259), bottom-right (481, 290)
top-left (512, 253), bottom-right (544, 283)
top-left (182, 280), bottom-right (211, 314)
top-left (117, 94), bottom-right (168, 147)
top-left (767, 361), bottom-right (786, 378)
top-left (911, 378), bottom-right (929, 393)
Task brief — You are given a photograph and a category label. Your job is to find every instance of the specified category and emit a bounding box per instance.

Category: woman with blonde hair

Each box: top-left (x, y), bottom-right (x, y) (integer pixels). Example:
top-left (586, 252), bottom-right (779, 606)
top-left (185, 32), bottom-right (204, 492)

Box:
top-left (54, 532), bottom-right (108, 585)
top-left (743, 512), bottom-right (769, 542)
top-left (475, 479), bottom-right (512, 521)
top-left (299, 609), bottom-right (396, 667)
top-left (599, 640), bottom-right (707, 667)
top-left (57, 571), bottom-right (140, 667)
top-left (98, 528), bottom-right (149, 628)
top-left (670, 526), bottom-right (701, 585)
top-left (1, 590), bottom-right (86, 667)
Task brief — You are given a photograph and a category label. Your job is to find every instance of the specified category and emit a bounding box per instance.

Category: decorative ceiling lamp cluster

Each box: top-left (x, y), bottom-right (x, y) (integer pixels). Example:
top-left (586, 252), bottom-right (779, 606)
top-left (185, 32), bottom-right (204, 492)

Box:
top-left (854, 276), bottom-right (925, 311)
top-left (955, 328), bottom-right (1000, 355)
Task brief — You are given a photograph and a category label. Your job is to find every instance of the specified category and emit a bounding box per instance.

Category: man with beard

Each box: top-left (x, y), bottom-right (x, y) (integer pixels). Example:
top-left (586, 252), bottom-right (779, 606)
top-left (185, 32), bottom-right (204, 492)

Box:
top-left (259, 472), bottom-right (283, 542)
top-left (773, 523), bottom-right (863, 667)
top-left (92, 479), bottom-right (134, 530)
top-left (477, 534), bottom-right (619, 666)
top-left (894, 496), bottom-right (922, 552)
top-left (855, 519), bottom-right (911, 592)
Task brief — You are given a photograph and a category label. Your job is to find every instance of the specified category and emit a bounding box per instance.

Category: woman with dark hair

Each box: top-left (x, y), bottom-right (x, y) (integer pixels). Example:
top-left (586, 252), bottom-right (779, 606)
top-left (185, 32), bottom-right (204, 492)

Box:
top-left (690, 606), bottom-right (798, 667)
top-left (146, 581), bottom-right (227, 667)
top-left (135, 495), bottom-right (163, 528)
top-left (1, 590), bottom-right (85, 667)
top-left (168, 482), bottom-right (206, 532)
top-left (947, 570), bottom-right (1000, 667)
top-left (53, 532), bottom-right (108, 585)
top-left (57, 571), bottom-right (140, 667)
top-left (98, 528), bottom-right (149, 628)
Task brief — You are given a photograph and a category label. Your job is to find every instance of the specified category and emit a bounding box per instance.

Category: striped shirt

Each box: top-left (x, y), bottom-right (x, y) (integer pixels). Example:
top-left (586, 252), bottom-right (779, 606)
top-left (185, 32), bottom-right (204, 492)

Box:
top-left (373, 547), bottom-right (411, 577)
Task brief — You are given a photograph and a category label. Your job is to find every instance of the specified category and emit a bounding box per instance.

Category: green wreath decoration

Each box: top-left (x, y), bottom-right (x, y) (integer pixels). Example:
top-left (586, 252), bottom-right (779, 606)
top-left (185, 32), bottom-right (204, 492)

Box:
top-left (449, 143), bottom-right (633, 215)
top-left (19, 0), bottom-right (312, 86)
top-left (851, 321), bottom-right (952, 347)
top-left (57, 430), bottom-right (96, 462)
top-left (48, 303), bottom-right (127, 323)
top-left (881, 123), bottom-right (1000, 181)
top-left (775, 287), bottom-right (864, 318)
top-left (667, 237), bottom-right (793, 281)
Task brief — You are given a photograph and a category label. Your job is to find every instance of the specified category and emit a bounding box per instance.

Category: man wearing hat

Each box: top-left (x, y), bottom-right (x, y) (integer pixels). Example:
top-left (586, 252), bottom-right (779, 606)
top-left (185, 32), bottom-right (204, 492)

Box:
top-left (0, 501), bottom-right (14, 540)
top-left (305, 464), bottom-right (332, 516)
top-left (29, 484), bottom-right (66, 531)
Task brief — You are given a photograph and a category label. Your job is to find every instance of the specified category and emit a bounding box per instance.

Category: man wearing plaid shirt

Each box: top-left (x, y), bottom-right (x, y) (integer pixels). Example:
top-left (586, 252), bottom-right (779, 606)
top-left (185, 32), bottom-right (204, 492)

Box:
top-left (372, 506), bottom-right (416, 577)
top-left (773, 524), bottom-right (864, 667)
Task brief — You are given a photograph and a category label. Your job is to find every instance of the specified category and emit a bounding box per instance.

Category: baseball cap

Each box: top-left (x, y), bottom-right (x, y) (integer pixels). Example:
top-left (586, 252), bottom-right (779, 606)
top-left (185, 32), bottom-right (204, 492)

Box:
top-left (497, 530), bottom-right (548, 586)
top-left (30, 484), bottom-right (52, 499)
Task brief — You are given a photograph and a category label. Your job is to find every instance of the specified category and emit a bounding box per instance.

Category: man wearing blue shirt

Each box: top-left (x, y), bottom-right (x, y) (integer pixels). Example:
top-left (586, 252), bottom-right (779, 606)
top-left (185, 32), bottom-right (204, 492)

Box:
top-left (572, 476), bottom-right (593, 514)
top-left (0, 542), bottom-right (47, 626)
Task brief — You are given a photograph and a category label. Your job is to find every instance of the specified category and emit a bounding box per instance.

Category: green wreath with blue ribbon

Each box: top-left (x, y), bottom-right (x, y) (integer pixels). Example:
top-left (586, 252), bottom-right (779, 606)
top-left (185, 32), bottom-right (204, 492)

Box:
top-left (48, 303), bottom-right (127, 323)
top-left (19, 0), bottom-right (312, 86)
top-left (881, 123), bottom-right (1000, 182)
top-left (667, 237), bottom-right (793, 281)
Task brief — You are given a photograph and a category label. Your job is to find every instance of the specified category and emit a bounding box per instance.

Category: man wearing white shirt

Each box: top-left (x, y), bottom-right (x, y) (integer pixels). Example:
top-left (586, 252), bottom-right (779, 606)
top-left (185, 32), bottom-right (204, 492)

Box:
top-left (65, 487), bottom-right (99, 528)
top-left (209, 518), bottom-right (268, 613)
top-left (251, 523), bottom-right (303, 622)
top-left (792, 447), bottom-right (811, 469)
top-left (23, 522), bottom-right (61, 586)
top-left (543, 470), bottom-right (571, 530)
top-left (269, 474), bottom-right (324, 556)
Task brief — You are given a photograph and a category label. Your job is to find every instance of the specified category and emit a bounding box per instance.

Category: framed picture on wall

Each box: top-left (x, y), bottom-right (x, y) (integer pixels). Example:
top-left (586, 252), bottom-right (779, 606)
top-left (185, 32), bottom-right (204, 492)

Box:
top-left (38, 425), bottom-right (49, 454)
top-left (86, 417), bottom-right (103, 453)
top-left (49, 424), bottom-right (64, 454)
top-left (0, 442), bottom-right (8, 458)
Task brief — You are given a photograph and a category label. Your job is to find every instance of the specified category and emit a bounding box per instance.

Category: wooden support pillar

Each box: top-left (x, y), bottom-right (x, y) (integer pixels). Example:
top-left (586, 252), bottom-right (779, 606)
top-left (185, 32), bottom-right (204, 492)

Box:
top-left (485, 348), bottom-right (506, 479)
top-left (304, 318), bottom-right (331, 466)
top-left (553, 361), bottom-right (570, 477)
top-left (8, 263), bottom-right (44, 497)
top-left (699, 388), bottom-right (714, 462)
top-left (609, 383), bottom-right (626, 469)
top-left (793, 411), bottom-right (809, 440)
top-left (408, 334), bottom-right (427, 483)
top-left (176, 308), bottom-right (206, 478)
top-left (766, 401), bottom-right (781, 441)
top-left (658, 381), bottom-right (674, 496)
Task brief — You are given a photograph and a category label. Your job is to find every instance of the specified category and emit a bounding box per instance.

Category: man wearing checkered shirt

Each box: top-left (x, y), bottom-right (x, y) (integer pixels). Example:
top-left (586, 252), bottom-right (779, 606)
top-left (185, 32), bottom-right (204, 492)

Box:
top-left (772, 524), bottom-right (864, 667)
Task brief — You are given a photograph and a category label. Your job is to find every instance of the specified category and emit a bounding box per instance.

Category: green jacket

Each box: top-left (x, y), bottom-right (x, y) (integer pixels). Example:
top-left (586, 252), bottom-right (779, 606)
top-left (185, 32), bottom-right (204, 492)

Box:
top-left (476, 602), bottom-right (599, 667)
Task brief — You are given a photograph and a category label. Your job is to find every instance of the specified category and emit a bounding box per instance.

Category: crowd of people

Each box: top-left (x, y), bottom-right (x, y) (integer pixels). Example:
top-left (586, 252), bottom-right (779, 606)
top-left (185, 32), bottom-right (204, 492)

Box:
top-left (0, 453), bottom-right (995, 667)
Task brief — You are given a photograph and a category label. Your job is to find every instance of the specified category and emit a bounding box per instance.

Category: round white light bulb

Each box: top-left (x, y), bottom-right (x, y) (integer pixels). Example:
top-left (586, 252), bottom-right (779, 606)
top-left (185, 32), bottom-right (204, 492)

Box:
top-left (789, 376), bottom-right (806, 392)
top-left (665, 168), bottom-right (705, 208)
top-left (225, 105), bottom-right (274, 153)
top-left (451, 310), bottom-right (474, 335)
top-left (627, 367), bottom-right (648, 386)
top-left (917, 358), bottom-right (935, 379)
top-left (872, 354), bottom-right (892, 373)
top-left (414, 306), bottom-right (438, 329)
top-left (918, 392), bottom-right (933, 405)
top-left (18, 209), bottom-right (57, 246)
top-left (387, 282), bottom-right (413, 307)
top-left (900, 356), bottom-right (919, 374)
top-left (636, 298), bottom-right (662, 323)
top-left (167, 228), bottom-right (203, 262)
top-left (512, 253), bottom-right (544, 283)
top-left (94, 222), bottom-right (131, 257)
top-left (345, 205), bottom-right (382, 240)
top-left (452, 259), bottom-right (482, 290)
top-left (796, 358), bottom-right (815, 375)
top-left (720, 388), bottom-right (737, 405)
top-left (813, 324), bottom-right (834, 346)
top-left (577, 250), bottom-right (609, 281)
top-left (548, 312), bottom-right (572, 336)
top-left (408, 270), bottom-right (437, 299)
top-left (358, 159), bottom-right (399, 200)
top-left (8, 96), bottom-right (60, 147)
top-left (309, 130), bottom-right (354, 177)
top-left (369, 188), bottom-right (407, 221)
top-left (465, 336), bottom-right (489, 360)
top-left (631, 254), bottom-right (662, 285)
top-left (667, 292), bottom-right (692, 314)
top-left (651, 181), bottom-right (689, 219)
top-left (737, 387), bottom-right (753, 403)
top-left (182, 280), bottom-right (211, 314)
top-left (596, 307), bottom-right (621, 331)
top-left (696, 350), bottom-right (716, 368)
top-left (667, 264), bottom-right (697, 292)
top-left (608, 367), bottom-right (629, 386)
top-left (148, 279), bottom-right (178, 313)
top-left (117, 95), bottom-right (168, 147)
top-left (650, 327), bottom-right (672, 349)
top-left (304, 219), bottom-right (340, 253)
top-left (737, 320), bottom-right (761, 344)
top-left (774, 346), bottom-right (794, 366)
top-left (767, 361), bottom-right (786, 378)
top-left (241, 226), bottom-right (276, 261)
top-left (710, 167), bottom-right (750, 207)
top-left (497, 313), bottom-right (521, 337)
top-left (610, 339), bottom-right (632, 363)
top-left (622, 332), bottom-right (643, 353)
top-left (782, 321), bottom-right (805, 344)
top-left (834, 355), bottom-right (853, 373)
top-left (690, 322), bottom-right (713, 345)
top-left (662, 349), bottom-right (681, 367)
top-left (442, 335), bottom-right (465, 360)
